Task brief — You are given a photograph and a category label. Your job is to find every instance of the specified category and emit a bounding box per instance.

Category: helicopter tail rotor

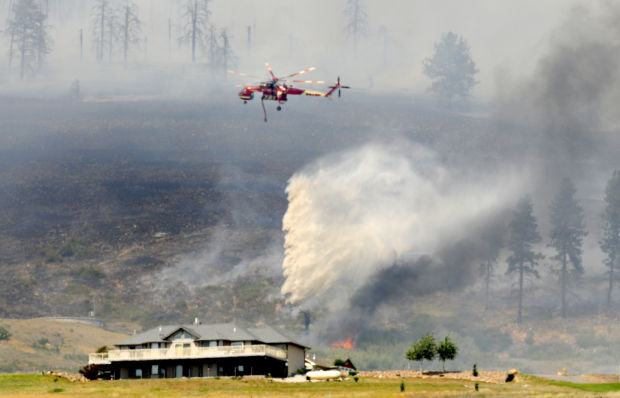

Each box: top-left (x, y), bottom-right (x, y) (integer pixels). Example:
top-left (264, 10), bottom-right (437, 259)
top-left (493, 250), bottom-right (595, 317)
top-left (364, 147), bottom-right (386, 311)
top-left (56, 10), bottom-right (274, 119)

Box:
top-left (327, 76), bottom-right (350, 98)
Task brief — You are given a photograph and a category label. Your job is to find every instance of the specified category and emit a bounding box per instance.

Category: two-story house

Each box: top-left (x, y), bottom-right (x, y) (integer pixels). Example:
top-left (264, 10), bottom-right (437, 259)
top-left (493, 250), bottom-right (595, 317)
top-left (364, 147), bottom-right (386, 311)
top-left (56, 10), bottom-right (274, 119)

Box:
top-left (88, 322), bottom-right (308, 379)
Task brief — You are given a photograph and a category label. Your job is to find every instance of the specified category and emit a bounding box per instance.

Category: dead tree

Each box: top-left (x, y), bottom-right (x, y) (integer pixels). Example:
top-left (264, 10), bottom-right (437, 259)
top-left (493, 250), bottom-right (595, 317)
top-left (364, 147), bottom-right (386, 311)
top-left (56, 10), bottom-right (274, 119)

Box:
top-left (179, 0), bottom-right (210, 63)
top-left (6, 0), bottom-right (52, 79)
top-left (91, 0), bottom-right (109, 63)
top-left (214, 28), bottom-right (235, 78)
top-left (120, 1), bottom-right (141, 67)
top-left (343, 0), bottom-right (367, 53)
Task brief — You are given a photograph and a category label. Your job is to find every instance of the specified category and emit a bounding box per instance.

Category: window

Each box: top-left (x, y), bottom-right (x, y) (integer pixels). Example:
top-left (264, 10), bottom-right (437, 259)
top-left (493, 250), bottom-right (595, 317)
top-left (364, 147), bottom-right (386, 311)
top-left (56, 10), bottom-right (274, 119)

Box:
top-left (135, 368), bottom-right (142, 378)
top-left (231, 341), bottom-right (243, 347)
top-left (172, 331), bottom-right (193, 340)
top-left (151, 365), bottom-right (158, 375)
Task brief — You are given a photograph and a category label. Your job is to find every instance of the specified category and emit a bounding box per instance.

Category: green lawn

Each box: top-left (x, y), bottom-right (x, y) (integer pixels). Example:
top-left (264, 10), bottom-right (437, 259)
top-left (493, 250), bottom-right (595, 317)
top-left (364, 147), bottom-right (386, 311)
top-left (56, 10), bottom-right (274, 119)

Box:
top-left (1, 374), bottom-right (620, 397)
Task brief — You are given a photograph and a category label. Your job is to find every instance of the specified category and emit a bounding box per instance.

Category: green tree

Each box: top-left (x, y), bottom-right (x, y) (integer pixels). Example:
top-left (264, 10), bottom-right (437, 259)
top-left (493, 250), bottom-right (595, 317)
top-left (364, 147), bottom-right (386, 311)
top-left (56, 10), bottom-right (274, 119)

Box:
top-left (507, 196), bottom-right (544, 324)
top-left (436, 336), bottom-right (458, 372)
top-left (0, 326), bottom-right (11, 341)
top-left (406, 332), bottom-right (436, 371)
top-left (549, 177), bottom-right (587, 318)
top-left (423, 32), bottom-right (478, 107)
top-left (601, 170), bottom-right (620, 307)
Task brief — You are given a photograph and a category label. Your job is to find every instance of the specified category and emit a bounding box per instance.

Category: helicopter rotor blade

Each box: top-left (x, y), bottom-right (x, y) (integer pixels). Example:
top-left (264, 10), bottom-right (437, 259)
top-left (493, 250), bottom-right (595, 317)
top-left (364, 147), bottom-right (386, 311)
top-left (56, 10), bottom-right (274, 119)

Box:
top-left (292, 80), bottom-right (325, 84)
top-left (284, 67), bottom-right (316, 79)
top-left (228, 70), bottom-right (261, 79)
top-left (265, 62), bottom-right (276, 79)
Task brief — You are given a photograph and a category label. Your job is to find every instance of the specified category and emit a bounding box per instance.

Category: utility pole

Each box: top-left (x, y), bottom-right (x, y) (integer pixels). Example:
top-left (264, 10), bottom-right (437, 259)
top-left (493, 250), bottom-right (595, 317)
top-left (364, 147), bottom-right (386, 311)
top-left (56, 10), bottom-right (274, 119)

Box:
top-left (79, 28), bottom-right (83, 61)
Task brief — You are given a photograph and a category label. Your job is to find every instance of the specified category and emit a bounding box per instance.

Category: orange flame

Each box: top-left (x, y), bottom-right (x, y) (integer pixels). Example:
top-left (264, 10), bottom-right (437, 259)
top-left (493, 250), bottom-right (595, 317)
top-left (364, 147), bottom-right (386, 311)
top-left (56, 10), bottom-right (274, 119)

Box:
top-left (330, 334), bottom-right (356, 349)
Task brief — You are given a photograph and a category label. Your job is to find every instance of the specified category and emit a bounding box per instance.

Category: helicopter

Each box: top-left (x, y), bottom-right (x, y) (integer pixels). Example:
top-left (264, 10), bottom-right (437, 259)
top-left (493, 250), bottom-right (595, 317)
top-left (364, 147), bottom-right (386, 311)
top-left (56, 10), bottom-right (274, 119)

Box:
top-left (229, 63), bottom-right (349, 122)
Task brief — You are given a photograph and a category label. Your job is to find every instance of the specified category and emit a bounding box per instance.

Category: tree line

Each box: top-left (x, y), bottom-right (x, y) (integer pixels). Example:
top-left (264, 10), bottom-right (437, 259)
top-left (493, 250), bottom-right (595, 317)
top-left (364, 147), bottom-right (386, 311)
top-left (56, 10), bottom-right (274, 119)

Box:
top-left (3, 0), bottom-right (237, 79)
top-left (4, 0), bottom-right (477, 106)
top-left (482, 171), bottom-right (620, 323)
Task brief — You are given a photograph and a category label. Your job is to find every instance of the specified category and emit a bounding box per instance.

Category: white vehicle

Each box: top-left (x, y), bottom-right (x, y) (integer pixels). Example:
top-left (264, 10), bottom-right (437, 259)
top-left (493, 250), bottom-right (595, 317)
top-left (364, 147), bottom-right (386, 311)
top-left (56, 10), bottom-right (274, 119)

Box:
top-left (305, 370), bottom-right (344, 381)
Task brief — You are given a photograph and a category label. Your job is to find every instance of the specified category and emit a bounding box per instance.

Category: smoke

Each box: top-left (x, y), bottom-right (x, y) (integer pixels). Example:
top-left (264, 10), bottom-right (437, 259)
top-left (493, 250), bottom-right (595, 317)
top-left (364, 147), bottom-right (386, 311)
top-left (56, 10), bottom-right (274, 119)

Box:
top-left (281, 141), bottom-right (523, 310)
top-left (496, 2), bottom-right (620, 187)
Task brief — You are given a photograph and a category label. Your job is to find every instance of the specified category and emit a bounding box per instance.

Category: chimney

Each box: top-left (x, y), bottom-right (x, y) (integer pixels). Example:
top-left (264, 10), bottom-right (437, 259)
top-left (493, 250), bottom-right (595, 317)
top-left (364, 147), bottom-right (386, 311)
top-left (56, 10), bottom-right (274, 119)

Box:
top-left (193, 317), bottom-right (200, 325)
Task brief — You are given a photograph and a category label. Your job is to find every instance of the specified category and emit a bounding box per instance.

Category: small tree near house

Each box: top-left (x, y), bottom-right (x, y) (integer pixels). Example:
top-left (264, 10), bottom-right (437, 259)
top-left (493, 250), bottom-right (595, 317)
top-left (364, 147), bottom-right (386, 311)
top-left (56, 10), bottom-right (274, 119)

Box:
top-left (436, 336), bottom-right (458, 372)
top-left (406, 332), bottom-right (436, 371)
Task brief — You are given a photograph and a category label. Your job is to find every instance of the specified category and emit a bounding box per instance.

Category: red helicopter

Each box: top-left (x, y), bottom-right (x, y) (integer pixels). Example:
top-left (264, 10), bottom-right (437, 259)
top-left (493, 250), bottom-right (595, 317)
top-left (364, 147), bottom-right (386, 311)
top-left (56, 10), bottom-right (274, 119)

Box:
top-left (230, 63), bottom-right (349, 122)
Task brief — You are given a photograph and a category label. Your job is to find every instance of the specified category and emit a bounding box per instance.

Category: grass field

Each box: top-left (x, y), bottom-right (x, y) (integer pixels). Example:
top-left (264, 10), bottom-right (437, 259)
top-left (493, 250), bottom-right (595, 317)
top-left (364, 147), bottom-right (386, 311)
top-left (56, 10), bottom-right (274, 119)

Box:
top-left (2, 374), bottom-right (620, 397)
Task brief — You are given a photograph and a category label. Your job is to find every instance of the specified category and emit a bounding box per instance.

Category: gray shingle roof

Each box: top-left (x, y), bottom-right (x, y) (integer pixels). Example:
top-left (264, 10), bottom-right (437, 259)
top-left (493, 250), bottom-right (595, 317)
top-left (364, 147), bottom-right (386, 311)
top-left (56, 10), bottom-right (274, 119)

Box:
top-left (247, 325), bottom-right (307, 348)
top-left (115, 323), bottom-right (309, 348)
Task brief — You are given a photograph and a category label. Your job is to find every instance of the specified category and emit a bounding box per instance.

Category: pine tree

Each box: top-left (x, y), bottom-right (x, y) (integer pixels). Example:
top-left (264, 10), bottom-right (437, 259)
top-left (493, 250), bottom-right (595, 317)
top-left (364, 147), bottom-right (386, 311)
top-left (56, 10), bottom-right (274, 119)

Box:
top-left (601, 171), bottom-right (620, 307)
top-left (423, 32), bottom-right (478, 107)
top-left (507, 196), bottom-right (544, 324)
top-left (549, 177), bottom-right (587, 318)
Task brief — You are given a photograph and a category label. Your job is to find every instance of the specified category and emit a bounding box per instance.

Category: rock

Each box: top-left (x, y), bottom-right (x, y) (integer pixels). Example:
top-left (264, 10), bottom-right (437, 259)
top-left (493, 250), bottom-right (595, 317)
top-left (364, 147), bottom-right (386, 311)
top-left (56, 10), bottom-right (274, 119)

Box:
top-left (505, 369), bottom-right (518, 383)
top-left (46, 371), bottom-right (88, 382)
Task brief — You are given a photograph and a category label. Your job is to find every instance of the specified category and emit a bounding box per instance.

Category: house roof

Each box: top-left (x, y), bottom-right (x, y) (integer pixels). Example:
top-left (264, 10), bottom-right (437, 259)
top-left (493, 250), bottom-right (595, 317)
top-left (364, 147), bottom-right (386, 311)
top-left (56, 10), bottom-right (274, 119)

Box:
top-left (247, 325), bottom-right (307, 348)
top-left (115, 322), bottom-right (309, 348)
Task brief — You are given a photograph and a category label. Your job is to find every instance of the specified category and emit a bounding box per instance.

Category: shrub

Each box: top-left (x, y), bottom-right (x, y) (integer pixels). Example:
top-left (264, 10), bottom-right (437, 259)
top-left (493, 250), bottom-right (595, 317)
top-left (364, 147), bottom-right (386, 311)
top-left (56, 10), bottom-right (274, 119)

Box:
top-left (79, 364), bottom-right (100, 380)
top-left (0, 326), bottom-right (11, 341)
top-left (334, 358), bottom-right (346, 366)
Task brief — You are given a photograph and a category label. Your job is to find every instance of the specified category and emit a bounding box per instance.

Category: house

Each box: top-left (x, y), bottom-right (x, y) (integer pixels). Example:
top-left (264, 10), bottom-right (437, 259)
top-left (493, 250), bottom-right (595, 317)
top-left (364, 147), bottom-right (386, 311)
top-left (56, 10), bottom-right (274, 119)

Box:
top-left (88, 321), bottom-right (309, 379)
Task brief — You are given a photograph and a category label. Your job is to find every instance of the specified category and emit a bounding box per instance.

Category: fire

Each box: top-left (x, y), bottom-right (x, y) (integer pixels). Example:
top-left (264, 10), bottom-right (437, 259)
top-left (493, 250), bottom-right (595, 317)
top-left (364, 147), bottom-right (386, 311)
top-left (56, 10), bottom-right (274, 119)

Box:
top-left (330, 334), bottom-right (356, 349)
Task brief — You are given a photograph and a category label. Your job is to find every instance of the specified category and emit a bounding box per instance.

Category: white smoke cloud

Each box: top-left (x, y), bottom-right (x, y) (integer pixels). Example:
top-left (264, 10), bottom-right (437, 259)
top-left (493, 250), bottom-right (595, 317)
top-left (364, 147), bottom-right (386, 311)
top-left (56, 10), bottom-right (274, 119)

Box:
top-left (281, 141), bottom-right (524, 306)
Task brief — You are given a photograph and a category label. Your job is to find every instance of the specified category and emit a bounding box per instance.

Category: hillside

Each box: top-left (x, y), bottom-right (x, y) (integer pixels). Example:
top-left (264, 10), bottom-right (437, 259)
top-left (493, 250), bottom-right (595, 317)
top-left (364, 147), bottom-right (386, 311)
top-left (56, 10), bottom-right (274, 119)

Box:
top-left (0, 318), bottom-right (128, 373)
top-left (1, 94), bottom-right (620, 375)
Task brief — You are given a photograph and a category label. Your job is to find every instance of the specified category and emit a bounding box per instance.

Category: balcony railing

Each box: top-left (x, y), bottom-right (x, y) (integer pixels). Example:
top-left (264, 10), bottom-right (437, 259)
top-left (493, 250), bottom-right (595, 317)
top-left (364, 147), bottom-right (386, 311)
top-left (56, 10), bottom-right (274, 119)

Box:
top-left (89, 344), bottom-right (287, 365)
